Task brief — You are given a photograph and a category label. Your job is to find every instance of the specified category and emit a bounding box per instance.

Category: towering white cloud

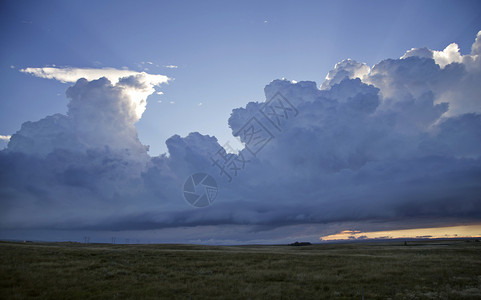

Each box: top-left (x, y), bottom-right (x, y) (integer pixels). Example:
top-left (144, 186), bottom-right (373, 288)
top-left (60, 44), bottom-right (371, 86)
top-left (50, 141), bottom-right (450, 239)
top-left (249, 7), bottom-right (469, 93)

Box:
top-left (401, 43), bottom-right (464, 68)
top-left (401, 31), bottom-right (481, 71)
top-left (7, 72), bottom-right (170, 157)
top-left (320, 59), bottom-right (370, 90)
top-left (365, 32), bottom-right (481, 117)
top-left (10, 67), bottom-right (171, 157)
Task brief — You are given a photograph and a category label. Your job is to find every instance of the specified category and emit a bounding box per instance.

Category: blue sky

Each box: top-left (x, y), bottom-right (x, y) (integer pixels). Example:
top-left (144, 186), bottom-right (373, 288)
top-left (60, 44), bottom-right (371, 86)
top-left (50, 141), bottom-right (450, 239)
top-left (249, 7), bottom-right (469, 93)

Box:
top-left (1, 0), bottom-right (481, 244)
top-left (2, 0), bottom-right (480, 154)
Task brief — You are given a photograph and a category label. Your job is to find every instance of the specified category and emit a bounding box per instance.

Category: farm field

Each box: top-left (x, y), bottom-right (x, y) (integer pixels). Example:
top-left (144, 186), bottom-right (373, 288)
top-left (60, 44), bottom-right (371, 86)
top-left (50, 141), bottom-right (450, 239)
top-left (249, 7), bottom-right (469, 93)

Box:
top-left (1, 240), bottom-right (480, 299)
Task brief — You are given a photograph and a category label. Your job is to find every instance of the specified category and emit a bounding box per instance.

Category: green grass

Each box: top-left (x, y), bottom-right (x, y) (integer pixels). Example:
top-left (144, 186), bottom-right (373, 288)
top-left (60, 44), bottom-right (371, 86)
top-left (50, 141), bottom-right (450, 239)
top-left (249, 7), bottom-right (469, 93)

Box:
top-left (1, 240), bottom-right (480, 299)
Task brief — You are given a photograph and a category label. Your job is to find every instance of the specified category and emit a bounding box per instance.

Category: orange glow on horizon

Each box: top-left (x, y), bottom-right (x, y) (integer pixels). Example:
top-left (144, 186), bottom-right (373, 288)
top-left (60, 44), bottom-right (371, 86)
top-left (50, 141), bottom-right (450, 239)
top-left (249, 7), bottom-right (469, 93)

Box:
top-left (320, 224), bottom-right (481, 241)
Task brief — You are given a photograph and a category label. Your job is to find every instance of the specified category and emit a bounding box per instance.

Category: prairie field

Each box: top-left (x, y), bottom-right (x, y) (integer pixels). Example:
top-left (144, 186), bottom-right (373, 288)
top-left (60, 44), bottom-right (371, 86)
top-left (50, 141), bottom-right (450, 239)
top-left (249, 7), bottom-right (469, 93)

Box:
top-left (0, 240), bottom-right (480, 299)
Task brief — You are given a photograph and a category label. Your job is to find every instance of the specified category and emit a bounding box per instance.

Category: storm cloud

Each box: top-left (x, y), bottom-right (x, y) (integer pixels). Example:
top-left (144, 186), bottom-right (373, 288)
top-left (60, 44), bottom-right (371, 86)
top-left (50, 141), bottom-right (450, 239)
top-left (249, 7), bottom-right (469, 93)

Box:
top-left (1, 32), bottom-right (481, 244)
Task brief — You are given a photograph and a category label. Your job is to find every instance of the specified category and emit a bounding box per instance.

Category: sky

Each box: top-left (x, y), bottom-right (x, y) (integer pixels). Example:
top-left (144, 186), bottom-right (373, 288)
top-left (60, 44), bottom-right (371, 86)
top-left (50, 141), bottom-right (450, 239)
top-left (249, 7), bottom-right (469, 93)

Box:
top-left (0, 0), bottom-right (481, 244)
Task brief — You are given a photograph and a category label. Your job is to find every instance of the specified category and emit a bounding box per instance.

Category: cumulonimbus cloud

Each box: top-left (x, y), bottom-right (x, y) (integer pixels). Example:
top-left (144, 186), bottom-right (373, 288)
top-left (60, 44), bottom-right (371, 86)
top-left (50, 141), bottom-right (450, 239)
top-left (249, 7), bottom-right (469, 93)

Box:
top-left (1, 32), bottom-right (480, 244)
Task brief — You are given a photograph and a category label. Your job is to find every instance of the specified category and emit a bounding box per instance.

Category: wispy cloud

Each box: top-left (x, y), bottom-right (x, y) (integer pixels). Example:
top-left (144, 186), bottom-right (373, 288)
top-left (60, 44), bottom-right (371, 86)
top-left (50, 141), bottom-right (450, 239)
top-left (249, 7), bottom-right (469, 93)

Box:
top-left (165, 65), bottom-right (178, 69)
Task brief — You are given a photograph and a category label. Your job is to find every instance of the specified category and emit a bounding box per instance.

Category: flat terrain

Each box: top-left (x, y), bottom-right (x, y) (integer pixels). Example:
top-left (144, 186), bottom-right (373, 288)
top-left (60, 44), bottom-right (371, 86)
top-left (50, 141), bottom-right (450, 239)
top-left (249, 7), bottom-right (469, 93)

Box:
top-left (1, 240), bottom-right (480, 299)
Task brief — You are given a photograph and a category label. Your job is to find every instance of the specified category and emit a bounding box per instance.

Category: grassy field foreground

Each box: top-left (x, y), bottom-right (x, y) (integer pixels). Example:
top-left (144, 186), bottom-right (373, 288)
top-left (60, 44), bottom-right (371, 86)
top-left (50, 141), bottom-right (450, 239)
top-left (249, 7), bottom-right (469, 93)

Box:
top-left (1, 240), bottom-right (480, 299)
